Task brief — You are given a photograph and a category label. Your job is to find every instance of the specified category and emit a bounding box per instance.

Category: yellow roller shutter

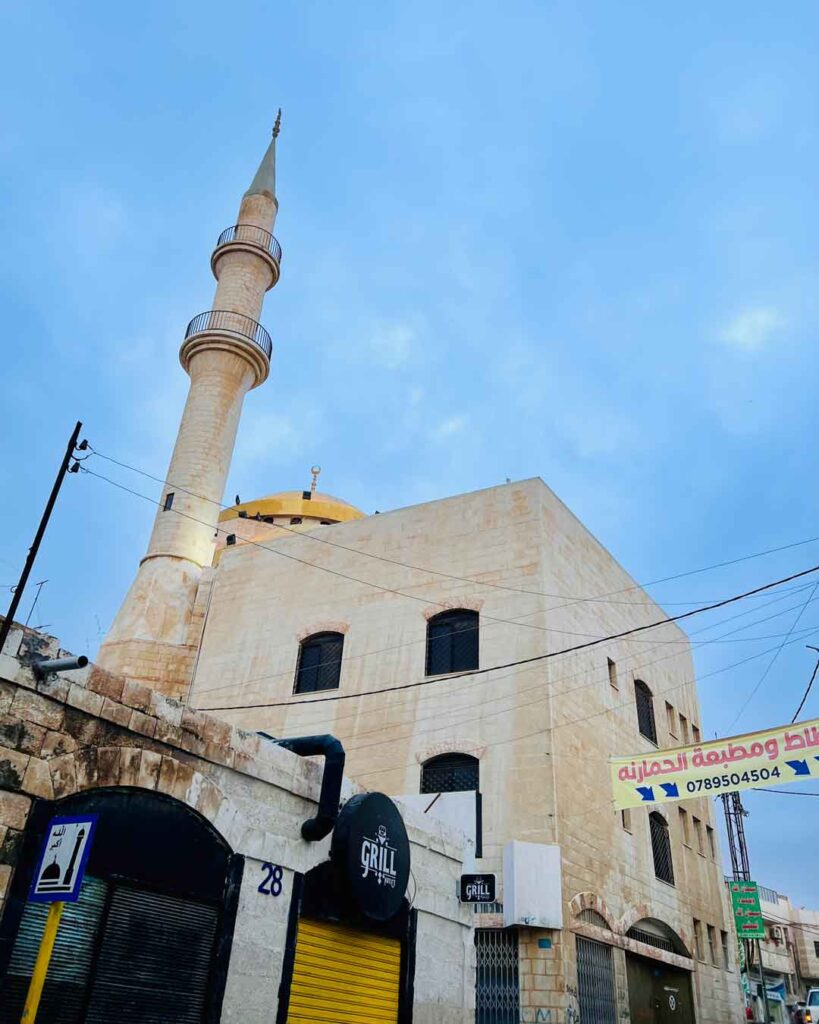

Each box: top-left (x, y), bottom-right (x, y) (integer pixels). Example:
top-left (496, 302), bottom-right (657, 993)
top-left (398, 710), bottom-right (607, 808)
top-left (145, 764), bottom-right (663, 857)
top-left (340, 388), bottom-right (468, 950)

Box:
top-left (286, 918), bottom-right (401, 1024)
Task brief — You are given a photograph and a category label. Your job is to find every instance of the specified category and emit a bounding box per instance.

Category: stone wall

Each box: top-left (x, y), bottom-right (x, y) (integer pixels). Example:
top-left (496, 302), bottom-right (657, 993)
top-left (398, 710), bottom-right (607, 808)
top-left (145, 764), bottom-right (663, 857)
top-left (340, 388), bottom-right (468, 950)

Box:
top-left (0, 623), bottom-right (473, 1022)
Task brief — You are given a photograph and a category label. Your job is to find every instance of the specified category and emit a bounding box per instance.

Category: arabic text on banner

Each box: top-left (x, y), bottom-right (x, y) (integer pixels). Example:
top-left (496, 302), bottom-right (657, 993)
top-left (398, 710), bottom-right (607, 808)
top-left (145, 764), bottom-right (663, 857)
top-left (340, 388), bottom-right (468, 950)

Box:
top-left (610, 716), bottom-right (819, 810)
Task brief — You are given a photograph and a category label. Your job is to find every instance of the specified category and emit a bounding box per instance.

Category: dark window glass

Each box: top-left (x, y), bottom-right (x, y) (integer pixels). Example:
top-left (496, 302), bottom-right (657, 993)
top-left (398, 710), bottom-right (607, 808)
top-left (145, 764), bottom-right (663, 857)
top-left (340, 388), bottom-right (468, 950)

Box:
top-left (290, 517), bottom-right (303, 525)
top-left (295, 632), bottom-right (344, 693)
top-left (634, 679), bottom-right (657, 743)
top-left (426, 609), bottom-right (479, 675)
top-left (649, 812), bottom-right (674, 885)
top-left (163, 492), bottom-right (174, 511)
top-left (421, 753), bottom-right (479, 794)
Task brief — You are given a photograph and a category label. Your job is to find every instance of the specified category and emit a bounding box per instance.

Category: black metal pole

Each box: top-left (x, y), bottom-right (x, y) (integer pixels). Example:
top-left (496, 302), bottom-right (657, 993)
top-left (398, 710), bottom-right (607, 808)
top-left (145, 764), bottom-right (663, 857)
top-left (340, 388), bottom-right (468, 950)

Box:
top-left (0, 421), bottom-right (82, 654)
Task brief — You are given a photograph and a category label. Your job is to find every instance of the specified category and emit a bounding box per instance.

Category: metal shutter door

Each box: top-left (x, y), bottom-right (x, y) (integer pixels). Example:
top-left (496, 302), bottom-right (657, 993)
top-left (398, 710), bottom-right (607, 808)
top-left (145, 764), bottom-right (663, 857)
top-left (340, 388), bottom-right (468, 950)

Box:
top-left (84, 885), bottom-right (218, 1024)
top-left (0, 875), bottom-right (108, 1024)
top-left (286, 918), bottom-right (401, 1023)
top-left (576, 936), bottom-right (616, 1024)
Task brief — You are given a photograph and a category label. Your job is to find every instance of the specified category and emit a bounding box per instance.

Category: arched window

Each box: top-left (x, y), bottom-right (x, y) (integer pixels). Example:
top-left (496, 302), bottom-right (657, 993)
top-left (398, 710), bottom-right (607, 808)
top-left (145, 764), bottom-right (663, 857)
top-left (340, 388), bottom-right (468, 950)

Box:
top-left (649, 812), bottom-right (674, 885)
top-left (295, 632), bottom-right (344, 693)
top-left (426, 609), bottom-right (479, 676)
top-left (421, 753), bottom-right (479, 794)
top-left (634, 679), bottom-right (657, 743)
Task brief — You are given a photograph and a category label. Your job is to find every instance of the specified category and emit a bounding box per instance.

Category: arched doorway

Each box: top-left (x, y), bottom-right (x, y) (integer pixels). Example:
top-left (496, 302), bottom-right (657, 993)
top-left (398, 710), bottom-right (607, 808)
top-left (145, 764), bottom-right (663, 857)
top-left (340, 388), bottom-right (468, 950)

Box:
top-left (0, 787), bottom-right (242, 1023)
top-left (625, 919), bottom-right (694, 1024)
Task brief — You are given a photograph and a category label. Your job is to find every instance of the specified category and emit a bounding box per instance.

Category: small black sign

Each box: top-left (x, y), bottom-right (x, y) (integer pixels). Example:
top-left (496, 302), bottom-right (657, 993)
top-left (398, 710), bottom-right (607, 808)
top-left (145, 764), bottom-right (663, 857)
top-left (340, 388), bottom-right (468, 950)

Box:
top-left (459, 873), bottom-right (496, 903)
top-left (331, 793), bottom-right (411, 922)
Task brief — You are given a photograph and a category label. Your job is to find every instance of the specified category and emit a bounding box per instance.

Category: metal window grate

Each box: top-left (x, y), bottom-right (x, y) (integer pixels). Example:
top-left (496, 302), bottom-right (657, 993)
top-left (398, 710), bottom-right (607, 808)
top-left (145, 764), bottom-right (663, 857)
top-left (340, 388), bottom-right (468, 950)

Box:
top-left (579, 909), bottom-right (610, 929)
top-left (426, 609), bottom-right (479, 675)
top-left (294, 632), bottom-right (344, 693)
top-left (649, 812), bottom-right (675, 885)
top-left (627, 927), bottom-right (674, 953)
top-left (473, 902), bottom-right (504, 915)
top-left (576, 936), bottom-right (617, 1024)
top-left (635, 680), bottom-right (657, 743)
top-left (475, 928), bottom-right (519, 1024)
top-left (420, 753), bottom-right (479, 794)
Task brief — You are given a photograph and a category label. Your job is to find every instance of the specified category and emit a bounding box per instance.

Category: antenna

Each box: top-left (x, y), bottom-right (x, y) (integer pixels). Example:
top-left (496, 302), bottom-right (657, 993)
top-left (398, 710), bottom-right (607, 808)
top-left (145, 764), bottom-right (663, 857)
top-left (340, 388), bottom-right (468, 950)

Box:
top-left (310, 466), bottom-right (321, 494)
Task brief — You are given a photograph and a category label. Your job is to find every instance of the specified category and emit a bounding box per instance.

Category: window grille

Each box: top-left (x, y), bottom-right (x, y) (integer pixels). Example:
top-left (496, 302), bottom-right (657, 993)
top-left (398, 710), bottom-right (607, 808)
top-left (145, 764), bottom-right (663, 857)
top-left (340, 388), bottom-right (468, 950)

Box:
top-left (426, 609), bottom-right (479, 675)
top-left (420, 753), bottom-right (479, 794)
top-left (634, 680), bottom-right (657, 743)
top-left (294, 632), bottom-right (344, 693)
top-left (579, 909), bottom-right (610, 929)
top-left (475, 928), bottom-right (519, 1024)
top-left (576, 936), bottom-right (617, 1024)
top-left (627, 927), bottom-right (674, 953)
top-left (649, 812), bottom-right (674, 885)
top-left (473, 902), bottom-right (504, 915)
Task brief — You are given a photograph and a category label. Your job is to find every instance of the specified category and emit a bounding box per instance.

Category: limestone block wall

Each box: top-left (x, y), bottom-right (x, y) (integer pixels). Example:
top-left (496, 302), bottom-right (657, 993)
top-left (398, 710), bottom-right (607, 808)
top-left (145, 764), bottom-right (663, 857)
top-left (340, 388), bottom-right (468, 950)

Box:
top-left (0, 624), bottom-right (472, 1022)
top-left (188, 477), bottom-right (743, 1020)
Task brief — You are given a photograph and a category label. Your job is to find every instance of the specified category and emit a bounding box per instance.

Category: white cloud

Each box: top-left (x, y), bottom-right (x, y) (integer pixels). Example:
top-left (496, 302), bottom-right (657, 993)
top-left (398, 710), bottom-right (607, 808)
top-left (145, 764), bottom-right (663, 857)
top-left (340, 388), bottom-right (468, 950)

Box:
top-left (430, 414), bottom-right (468, 441)
top-left (719, 307), bottom-right (785, 351)
top-left (369, 322), bottom-right (415, 369)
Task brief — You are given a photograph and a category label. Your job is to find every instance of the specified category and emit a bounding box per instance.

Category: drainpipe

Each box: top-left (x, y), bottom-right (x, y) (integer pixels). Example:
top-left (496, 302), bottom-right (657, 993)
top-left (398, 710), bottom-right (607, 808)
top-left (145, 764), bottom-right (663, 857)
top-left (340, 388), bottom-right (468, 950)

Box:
top-left (273, 735), bottom-right (345, 841)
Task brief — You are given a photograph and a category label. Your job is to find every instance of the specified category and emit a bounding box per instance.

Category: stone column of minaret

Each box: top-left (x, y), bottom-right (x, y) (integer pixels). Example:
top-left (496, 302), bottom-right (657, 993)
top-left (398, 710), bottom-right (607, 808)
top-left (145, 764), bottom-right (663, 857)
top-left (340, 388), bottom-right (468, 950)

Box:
top-left (97, 117), bottom-right (283, 697)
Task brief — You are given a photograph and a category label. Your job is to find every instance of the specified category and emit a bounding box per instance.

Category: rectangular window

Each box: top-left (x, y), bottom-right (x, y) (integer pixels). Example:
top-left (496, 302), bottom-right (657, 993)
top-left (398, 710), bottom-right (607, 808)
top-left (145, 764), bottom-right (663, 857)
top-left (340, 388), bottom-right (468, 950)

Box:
top-left (621, 808), bottom-right (632, 832)
top-left (608, 658), bottom-right (618, 690)
top-left (693, 919), bottom-right (703, 961)
top-left (163, 492), bottom-right (174, 511)
top-left (707, 925), bottom-right (718, 966)
top-left (665, 702), bottom-right (677, 738)
top-left (692, 724), bottom-right (701, 743)
top-left (635, 681), bottom-right (657, 744)
top-left (814, 941), bottom-right (819, 958)
top-left (721, 930), bottom-right (730, 970)
top-left (679, 808), bottom-right (691, 846)
top-left (706, 825), bottom-right (716, 858)
top-left (679, 714), bottom-right (689, 745)
top-left (693, 817), bottom-right (705, 856)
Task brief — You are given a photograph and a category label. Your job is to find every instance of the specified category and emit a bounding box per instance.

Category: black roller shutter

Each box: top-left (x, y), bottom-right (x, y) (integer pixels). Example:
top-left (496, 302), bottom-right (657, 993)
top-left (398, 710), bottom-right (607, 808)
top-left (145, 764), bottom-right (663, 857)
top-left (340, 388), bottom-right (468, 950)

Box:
top-left (84, 885), bottom-right (219, 1023)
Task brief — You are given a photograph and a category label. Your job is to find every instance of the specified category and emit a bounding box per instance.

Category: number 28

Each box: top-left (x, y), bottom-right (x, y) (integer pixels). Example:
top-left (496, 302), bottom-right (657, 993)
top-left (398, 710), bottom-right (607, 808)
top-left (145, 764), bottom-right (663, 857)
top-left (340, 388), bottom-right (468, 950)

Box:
top-left (258, 862), bottom-right (283, 896)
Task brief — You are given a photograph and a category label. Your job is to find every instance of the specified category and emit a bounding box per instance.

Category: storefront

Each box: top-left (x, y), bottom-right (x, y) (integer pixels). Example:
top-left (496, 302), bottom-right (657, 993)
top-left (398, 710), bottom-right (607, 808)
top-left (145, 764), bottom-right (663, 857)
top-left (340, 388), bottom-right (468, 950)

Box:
top-left (0, 787), bottom-right (241, 1023)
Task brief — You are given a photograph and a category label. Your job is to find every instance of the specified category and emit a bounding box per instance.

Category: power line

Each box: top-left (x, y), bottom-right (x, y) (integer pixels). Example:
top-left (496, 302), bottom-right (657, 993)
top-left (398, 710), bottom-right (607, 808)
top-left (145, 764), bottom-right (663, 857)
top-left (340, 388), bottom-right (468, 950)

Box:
top-left (86, 445), bottom-right (819, 610)
top-left (727, 581), bottom-right (819, 731)
top-left (791, 651), bottom-right (819, 724)
top-left (202, 560), bottom-right (819, 711)
top-left (751, 788), bottom-right (819, 797)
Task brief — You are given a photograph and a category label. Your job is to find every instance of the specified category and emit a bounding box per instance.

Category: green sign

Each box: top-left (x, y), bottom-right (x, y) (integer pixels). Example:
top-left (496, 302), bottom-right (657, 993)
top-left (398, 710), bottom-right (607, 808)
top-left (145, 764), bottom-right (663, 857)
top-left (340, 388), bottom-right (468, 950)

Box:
top-left (730, 881), bottom-right (765, 940)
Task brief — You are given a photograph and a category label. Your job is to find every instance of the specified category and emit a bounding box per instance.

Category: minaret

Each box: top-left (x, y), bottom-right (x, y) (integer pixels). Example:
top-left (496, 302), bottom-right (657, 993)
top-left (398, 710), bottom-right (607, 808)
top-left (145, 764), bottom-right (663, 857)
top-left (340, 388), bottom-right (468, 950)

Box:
top-left (97, 118), bottom-right (283, 696)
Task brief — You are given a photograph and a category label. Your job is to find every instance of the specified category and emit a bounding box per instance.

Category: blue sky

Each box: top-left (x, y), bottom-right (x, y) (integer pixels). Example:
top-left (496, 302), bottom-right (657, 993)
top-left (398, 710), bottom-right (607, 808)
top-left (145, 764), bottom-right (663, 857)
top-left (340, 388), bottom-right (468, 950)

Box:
top-left (2, 2), bottom-right (819, 903)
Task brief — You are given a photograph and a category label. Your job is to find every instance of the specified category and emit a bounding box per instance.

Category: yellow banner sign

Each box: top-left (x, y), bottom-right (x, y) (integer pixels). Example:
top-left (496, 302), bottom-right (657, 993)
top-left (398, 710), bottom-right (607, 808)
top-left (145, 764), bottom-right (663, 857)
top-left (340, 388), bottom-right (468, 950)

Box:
top-left (611, 716), bottom-right (819, 810)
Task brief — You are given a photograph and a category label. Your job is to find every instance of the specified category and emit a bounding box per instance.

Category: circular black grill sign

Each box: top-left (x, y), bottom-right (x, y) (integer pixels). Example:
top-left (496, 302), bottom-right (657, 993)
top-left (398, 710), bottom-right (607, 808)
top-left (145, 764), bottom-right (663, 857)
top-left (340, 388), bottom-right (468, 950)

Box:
top-left (331, 793), bottom-right (410, 921)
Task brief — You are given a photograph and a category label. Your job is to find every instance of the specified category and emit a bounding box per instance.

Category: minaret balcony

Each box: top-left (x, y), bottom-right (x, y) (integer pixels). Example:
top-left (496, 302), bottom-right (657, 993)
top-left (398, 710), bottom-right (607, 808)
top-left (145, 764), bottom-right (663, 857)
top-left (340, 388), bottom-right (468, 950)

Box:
top-left (211, 224), bottom-right (282, 287)
top-left (180, 310), bottom-right (272, 387)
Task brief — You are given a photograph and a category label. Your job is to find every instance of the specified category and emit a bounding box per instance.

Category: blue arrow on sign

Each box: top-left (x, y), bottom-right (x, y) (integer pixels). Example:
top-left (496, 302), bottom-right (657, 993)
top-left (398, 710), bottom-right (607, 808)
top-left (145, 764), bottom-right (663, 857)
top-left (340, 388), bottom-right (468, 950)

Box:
top-left (636, 786), bottom-right (655, 802)
top-left (786, 759), bottom-right (810, 777)
top-left (660, 783), bottom-right (679, 798)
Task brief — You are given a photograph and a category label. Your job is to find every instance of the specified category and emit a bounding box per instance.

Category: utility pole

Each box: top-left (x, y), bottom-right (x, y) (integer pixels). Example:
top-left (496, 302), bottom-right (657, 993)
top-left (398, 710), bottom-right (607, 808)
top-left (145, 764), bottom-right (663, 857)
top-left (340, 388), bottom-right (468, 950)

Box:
top-left (0, 422), bottom-right (84, 655)
top-left (722, 791), bottom-right (771, 1024)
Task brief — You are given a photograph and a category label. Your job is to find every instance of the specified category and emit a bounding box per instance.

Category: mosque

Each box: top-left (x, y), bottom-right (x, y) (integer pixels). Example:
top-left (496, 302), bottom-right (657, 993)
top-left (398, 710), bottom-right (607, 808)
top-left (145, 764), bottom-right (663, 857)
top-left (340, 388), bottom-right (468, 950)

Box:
top-left (93, 122), bottom-right (742, 1023)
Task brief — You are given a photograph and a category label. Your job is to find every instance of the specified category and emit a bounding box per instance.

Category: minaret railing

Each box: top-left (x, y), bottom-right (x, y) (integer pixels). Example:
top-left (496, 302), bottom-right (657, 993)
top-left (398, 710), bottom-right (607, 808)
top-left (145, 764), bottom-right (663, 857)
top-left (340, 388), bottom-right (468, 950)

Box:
top-left (184, 310), bottom-right (273, 359)
top-left (215, 224), bottom-right (282, 266)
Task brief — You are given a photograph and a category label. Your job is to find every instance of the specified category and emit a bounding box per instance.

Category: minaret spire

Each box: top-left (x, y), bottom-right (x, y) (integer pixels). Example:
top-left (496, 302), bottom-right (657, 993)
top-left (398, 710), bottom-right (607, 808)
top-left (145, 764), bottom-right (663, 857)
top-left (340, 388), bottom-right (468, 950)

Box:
top-left (245, 109), bottom-right (281, 203)
top-left (98, 124), bottom-right (284, 697)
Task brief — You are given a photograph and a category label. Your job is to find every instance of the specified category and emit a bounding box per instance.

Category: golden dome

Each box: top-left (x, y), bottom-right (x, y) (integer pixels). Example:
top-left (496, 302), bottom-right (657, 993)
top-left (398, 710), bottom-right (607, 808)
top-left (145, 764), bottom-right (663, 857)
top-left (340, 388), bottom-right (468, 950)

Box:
top-left (218, 490), bottom-right (365, 526)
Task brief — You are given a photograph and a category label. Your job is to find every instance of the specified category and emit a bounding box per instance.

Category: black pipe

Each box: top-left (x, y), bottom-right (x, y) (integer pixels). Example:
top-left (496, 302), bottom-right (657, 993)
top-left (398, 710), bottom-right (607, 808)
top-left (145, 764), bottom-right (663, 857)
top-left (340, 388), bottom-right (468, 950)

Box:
top-left (274, 735), bottom-right (345, 841)
top-left (32, 655), bottom-right (89, 680)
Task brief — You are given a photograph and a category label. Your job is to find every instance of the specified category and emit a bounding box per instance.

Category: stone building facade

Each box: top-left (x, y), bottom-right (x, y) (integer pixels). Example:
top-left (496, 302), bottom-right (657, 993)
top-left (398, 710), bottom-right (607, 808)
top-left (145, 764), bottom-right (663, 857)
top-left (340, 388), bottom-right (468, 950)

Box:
top-left (0, 623), bottom-right (472, 1022)
top-left (182, 477), bottom-right (743, 1023)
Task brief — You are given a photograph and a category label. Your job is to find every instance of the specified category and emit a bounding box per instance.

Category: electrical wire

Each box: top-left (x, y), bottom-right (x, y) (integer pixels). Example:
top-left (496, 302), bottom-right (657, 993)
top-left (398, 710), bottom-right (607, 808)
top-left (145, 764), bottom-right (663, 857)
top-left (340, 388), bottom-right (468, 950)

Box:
top-left (198, 561), bottom-right (819, 710)
top-left (791, 657), bottom-right (819, 724)
top-left (86, 445), bottom-right (819, 610)
top-left (751, 788), bottom-right (819, 797)
top-left (728, 581), bottom-right (819, 731)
